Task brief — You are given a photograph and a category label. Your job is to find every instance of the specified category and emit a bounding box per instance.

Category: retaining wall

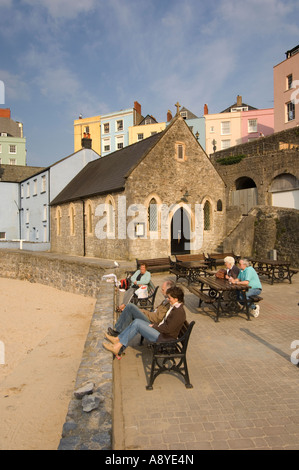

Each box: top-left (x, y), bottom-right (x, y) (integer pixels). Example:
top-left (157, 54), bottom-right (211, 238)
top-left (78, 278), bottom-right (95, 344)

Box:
top-left (58, 280), bottom-right (115, 450)
top-left (0, 249), bottom-right (133, 297)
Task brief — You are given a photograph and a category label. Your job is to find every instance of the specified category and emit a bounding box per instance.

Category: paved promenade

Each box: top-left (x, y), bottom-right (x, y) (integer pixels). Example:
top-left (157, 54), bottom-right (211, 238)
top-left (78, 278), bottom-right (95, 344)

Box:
top-left (113, 273), bottom-right (299, 450)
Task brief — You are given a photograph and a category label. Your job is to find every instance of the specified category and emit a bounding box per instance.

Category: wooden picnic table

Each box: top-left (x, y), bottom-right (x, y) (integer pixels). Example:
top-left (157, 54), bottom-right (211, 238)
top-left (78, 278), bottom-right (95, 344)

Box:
top-left (249, 258), bottom-right (297, 284)
top-left (178, 261), bottom-right (209, 284)
top-left (188, 275), bottom-right (251, 322)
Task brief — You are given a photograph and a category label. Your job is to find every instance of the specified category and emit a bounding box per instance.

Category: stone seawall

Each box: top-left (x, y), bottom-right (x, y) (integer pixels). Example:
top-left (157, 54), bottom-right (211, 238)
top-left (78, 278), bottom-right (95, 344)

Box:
top-left (0, 250), bottom-right (134, 450)
top-left (0, 249), bottom-right (133, 297)
top-left (58, 280), bottom-right (115, 450)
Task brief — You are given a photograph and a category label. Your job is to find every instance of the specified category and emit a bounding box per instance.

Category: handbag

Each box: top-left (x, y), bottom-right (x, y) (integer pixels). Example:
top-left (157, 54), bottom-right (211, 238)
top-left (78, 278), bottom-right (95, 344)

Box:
top-left (215, 268), bottom-right (226, 279)
top-left (135, 285), bottom-right (148, 299)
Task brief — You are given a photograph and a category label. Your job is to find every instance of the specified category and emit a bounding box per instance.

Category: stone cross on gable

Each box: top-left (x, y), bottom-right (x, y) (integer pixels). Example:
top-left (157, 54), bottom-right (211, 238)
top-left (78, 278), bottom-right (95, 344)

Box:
top-left (175, 102), bottom-right (181, 115)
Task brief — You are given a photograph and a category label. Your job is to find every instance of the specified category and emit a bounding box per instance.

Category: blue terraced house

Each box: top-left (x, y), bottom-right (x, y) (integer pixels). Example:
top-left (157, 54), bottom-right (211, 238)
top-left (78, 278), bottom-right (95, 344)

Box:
top-left (101, 101), bottom-right (143, 156)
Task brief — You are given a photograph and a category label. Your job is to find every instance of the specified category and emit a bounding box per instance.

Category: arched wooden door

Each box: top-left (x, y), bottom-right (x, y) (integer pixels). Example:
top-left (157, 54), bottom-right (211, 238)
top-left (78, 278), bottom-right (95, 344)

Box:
top-left (171, 207), bottom-right (190, 254)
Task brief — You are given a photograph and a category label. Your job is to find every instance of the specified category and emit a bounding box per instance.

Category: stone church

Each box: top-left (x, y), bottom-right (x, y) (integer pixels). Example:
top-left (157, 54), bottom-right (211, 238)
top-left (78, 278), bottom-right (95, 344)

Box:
top-left (50, 116), bottom-right (227, 260)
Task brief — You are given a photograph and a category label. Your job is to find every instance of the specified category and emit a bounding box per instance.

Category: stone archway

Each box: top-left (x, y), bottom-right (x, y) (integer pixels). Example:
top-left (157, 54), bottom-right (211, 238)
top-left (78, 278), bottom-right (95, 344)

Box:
top-left (270, 173), bottom-right (299, 209)
top-left (170, 207), bottom-right (190, 254)
top-left (231, 177), bottom-right (258, 214)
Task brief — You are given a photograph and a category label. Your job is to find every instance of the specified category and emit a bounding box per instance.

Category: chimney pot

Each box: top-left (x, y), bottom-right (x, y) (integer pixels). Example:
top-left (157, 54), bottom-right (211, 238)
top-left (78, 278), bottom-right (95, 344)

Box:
top-left (204, 104), bottom-right (208, 115)
top-left (82, 134), bottom-right (92, 149)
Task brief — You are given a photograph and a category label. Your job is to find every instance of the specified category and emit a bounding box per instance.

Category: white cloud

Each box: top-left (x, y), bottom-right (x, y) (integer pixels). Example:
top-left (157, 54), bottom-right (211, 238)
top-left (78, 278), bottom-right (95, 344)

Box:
top-left (0, 70), bottom-right (30, 101)
top-left (23, 0), bottom-right (97, 19)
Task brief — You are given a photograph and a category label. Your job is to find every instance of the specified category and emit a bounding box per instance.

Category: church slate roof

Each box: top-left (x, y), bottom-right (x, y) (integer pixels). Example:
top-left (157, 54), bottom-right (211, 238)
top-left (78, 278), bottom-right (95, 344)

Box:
top-left (50, 131), bottom-right (164, 206)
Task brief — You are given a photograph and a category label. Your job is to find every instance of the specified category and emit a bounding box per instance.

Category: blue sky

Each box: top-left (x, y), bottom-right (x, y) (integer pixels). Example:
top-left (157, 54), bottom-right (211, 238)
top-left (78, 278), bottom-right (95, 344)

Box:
top-left (0, 0), bottom-right (298, 167)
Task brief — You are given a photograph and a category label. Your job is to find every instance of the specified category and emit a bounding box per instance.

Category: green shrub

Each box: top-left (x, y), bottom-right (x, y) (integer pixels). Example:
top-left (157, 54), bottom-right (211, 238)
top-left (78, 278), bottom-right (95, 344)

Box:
top-left (217, 154), bottom-right (246, 165)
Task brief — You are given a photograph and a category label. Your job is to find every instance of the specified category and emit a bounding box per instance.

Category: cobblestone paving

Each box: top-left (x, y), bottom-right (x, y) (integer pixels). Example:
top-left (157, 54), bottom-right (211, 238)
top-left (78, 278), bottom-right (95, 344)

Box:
top-left (113, 273), bottom-right (299, 450)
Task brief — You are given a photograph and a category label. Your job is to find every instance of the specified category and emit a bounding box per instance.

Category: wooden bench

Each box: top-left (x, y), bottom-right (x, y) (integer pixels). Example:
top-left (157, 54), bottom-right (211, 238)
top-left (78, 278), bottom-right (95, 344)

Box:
top-left (247, 295), bottom-right (263, 306)
top-left (206, 252), bottom-right (240, 269)
top-left (146, 321), bottom-right (195, 390)
top-left (169, 263), bottom-right (189, 282)
top-left (188, 285), bottom-right (216, 306)
top-left (136, 257), bottom-right (171, 273)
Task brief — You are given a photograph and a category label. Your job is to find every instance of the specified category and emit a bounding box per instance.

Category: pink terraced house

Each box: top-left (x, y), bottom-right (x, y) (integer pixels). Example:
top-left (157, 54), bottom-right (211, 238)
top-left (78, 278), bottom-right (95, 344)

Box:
top-left (273, 45), bottom-right (299, 132)
top-left (241, 108), bottom-right (274, 144)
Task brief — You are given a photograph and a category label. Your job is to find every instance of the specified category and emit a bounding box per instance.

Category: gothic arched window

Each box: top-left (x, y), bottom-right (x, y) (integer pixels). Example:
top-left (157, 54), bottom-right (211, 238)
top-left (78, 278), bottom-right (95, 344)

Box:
top-left (69, 205), bottom-right (75, 235)
top-left (56, 207), bottom-right (62, 236)
top-left (204, 201), bottom-right (211, 230)
top-left (148, 198), bottom-right (158, 232)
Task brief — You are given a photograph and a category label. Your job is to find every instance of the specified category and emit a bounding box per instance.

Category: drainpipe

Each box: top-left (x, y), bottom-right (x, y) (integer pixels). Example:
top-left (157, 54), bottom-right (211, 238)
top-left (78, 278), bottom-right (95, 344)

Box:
top-left (48, 171), bottom-right (50, 244)
top-left (82, 199), bottom-right (86, 256)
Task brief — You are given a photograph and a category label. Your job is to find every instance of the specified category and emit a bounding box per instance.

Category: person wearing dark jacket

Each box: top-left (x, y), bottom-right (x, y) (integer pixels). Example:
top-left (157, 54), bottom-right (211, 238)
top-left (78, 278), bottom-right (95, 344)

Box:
top-left (224, 256), bottom-right (240, 279)
top-left (103, 286), bottom-right (186, 358)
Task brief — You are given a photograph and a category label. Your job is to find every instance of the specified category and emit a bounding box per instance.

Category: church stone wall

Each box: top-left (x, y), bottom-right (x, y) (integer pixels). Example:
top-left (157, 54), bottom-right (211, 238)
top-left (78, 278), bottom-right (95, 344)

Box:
top-left (50, 117), bottom-right (227, 260)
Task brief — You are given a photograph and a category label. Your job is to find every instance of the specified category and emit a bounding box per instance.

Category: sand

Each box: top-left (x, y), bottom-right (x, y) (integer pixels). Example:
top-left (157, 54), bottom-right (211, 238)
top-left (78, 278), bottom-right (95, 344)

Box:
top-left (0, 277), bottom-right (95, 450)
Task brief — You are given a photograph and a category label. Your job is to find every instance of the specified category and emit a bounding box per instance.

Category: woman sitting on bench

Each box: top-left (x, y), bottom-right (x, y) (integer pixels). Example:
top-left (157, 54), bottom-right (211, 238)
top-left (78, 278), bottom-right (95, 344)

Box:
top-left (103, 286), bottom-right (186, 359)
top-left (117, 262), bottom-right (151, 311)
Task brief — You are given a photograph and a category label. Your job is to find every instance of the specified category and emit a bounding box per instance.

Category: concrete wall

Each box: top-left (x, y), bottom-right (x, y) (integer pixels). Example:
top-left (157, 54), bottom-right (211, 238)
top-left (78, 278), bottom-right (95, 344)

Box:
top-left (0, 181), bottom-right (20, 240)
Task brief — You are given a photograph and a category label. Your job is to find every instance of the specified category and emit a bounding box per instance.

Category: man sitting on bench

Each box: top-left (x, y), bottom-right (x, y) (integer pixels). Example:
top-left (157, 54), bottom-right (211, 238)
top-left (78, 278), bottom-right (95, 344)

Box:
top-left (108, 280), bottom-right (175, 337)
top-left (103, 286), bottom-right (186, 359)
top-left (229, 258), bottom-right (262, 318)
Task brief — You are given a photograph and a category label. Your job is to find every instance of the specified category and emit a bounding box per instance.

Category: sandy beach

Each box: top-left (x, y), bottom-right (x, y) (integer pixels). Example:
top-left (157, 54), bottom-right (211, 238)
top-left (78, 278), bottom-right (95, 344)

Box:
top-left (0, 277), bottom-right (95, 450)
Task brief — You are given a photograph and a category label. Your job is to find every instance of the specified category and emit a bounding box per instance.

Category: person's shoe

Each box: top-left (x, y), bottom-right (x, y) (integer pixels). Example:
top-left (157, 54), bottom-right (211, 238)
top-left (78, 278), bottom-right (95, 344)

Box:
top-left (108, 327), bottom-right (120, 337)
top-left (104, 332), bottom-right (119, 344)
top-left (102, 341), bottom-right (123, 359)
top-left (253, 305), bottom-right (260, 318)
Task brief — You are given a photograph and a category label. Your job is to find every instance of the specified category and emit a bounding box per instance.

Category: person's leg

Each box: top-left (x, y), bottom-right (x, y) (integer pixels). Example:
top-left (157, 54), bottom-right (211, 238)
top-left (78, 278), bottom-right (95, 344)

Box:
top-left (118, 319), bottom-right (160, 348)
top-left (246, 288), bottom-right (262, 310)
top-left (123, 287), bottom-right (136, 305)
top-left (115, 303), bottom-right (149, 332)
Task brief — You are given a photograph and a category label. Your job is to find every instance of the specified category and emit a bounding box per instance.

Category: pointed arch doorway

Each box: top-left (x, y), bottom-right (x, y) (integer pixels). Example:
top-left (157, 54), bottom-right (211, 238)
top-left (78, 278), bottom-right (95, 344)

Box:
top-left (171, 207), bottom-right (190, 255)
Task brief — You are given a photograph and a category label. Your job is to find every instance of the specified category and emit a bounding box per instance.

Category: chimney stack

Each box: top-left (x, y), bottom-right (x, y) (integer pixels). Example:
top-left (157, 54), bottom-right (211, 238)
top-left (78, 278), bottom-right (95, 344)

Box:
top-left (204, 104), bottom-right (208, 115)
top-left (82, 133), bottom-right (92, 149)
top-left (0, 108), bottom-right (11, 119)
top-left (237, 95), bottom-right (242, 107)
top-left (134, 101), bottom-right (142, 115)
top-left (167, 110), bottom-right (173, 122)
